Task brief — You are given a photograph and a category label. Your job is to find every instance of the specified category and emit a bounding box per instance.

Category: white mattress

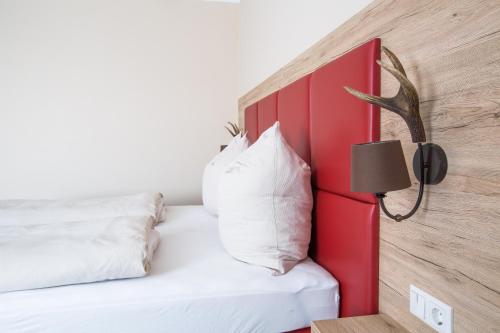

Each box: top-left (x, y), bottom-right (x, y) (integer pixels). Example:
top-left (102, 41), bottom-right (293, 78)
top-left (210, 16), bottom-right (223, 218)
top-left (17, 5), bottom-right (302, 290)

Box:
top-left (0, 205), bottom-right (339, 333)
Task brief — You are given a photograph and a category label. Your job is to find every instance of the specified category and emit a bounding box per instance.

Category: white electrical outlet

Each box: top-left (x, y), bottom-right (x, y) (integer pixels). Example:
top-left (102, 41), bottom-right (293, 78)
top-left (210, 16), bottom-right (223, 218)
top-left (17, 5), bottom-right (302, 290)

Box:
top-left (410, 286), bottom-right (425, 318)
top-left (410, 285), bottom-right (453, 333)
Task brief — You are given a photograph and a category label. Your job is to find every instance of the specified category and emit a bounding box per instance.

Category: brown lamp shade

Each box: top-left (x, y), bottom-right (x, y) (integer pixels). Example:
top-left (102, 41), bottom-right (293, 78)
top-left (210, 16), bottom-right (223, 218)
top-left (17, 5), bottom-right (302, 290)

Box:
top-left (351, 140), bottom-right (411, 193)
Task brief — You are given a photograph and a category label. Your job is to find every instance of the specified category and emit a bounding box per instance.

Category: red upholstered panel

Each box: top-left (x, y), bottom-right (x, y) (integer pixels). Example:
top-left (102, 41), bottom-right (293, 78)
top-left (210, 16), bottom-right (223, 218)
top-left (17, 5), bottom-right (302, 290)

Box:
top-left (244, 103), bottom-right (258, 144)
top-left (244, 39), bottom-right (381, 327)
top-left (257, 92), bottom-right (278, 134)
top-left (310, 39), bottom-right (380, 203)
top-left (278, 75), bottom-right (311, 165)
top-left (313, 190), bottom-right (379, 317)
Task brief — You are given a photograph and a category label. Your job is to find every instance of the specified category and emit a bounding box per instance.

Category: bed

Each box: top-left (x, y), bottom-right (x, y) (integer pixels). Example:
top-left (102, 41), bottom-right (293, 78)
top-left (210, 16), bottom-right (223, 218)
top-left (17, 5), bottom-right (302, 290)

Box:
top-left (0, 205), bottom-right (339, 333)
top-left (0, 39), bottom-right (380, 333)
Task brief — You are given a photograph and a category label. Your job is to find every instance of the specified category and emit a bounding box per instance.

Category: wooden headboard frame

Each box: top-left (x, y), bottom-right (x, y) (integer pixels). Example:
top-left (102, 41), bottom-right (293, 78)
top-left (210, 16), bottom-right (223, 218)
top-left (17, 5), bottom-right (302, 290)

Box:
top-left (243, 39), bottom-right (381, 318)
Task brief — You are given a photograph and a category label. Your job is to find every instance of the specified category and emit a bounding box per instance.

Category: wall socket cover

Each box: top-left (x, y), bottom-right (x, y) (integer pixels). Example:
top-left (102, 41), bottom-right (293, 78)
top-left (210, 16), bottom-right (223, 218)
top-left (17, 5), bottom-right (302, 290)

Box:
top-left (410, 285), bottom-right (453, 333)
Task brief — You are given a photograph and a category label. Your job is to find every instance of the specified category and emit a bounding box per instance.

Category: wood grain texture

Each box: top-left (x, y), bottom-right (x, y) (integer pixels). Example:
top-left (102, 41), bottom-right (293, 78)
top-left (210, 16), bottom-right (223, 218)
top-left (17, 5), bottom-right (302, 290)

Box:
top-left (312, 314), bottom-right (409, 333)
top-left (238, 1), bottom-right (500, 332)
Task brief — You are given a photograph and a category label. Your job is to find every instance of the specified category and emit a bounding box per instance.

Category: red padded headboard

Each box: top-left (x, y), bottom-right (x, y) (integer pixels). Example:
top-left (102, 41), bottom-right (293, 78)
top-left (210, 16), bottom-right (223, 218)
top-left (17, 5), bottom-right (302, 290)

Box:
top-left (244, 39), bottom-right (380, 318)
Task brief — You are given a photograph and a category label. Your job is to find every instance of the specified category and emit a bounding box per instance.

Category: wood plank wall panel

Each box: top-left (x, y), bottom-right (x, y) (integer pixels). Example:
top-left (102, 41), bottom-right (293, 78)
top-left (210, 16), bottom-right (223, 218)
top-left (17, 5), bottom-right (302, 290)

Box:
top-left (238, 1), bottom-right (500, 332)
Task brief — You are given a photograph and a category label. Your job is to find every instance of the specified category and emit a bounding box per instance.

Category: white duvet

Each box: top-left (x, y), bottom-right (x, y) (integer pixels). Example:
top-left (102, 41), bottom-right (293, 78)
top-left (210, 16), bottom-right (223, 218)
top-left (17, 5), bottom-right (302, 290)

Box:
top-left (0, 192), bottom-right (166, 226)
top-left (0, 193), bottom-right (164, 293)
top-left (0, 216), bottom-right (159, 293)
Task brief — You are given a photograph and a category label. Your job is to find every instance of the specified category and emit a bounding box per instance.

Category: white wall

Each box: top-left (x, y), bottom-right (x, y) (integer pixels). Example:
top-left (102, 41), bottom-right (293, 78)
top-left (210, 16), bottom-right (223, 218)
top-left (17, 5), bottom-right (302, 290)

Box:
top-left (238, 0), bottom-right (372, 96)
top-left (0, 0), bottom-right (239, 204)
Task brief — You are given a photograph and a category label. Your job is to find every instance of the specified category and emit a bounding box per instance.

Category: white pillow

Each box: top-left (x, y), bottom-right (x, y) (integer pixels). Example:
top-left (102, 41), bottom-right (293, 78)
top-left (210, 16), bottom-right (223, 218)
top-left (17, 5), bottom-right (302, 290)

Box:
top-left (218, 122), bottom-right (313, 275)
top-left (202, 134), bottom-right (249, 215)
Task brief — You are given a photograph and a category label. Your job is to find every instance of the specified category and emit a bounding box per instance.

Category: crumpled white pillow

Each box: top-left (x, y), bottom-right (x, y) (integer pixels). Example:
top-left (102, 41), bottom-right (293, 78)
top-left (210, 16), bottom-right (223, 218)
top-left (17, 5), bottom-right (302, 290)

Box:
top-left (218, 122), bottom-right (313, 275)
top-left (202, 134), bottom-right (249, 216)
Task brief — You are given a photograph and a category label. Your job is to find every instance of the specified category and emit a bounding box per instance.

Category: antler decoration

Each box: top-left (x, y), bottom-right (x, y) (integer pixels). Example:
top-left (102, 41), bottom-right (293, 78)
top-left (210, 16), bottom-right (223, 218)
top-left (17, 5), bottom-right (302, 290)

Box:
top-left (224, 122), bottom-right (242, 137)
top-left (345, 46), bottom-right (426, 143)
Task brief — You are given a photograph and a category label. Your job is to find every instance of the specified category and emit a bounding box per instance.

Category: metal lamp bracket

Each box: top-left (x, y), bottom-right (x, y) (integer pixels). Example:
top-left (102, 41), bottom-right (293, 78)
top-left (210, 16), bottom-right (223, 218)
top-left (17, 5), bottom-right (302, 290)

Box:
top-left (412, 143), bottom-right (448, 185)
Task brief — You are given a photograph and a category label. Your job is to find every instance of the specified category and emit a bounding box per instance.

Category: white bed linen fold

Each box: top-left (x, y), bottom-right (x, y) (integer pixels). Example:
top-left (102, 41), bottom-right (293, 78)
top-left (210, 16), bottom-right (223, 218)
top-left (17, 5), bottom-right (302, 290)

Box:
top-left (147, 229), bottom-right (161, 260)
top-left (0, 192), bottom-right (166, 225)
top-left (0, 215), bottom-right (156, 293)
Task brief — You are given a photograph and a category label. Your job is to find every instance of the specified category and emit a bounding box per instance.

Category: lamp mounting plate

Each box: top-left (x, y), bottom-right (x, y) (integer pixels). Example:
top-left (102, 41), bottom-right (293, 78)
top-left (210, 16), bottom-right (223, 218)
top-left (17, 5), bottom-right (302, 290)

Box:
top-left (413, 143), bottom-right (447, 185)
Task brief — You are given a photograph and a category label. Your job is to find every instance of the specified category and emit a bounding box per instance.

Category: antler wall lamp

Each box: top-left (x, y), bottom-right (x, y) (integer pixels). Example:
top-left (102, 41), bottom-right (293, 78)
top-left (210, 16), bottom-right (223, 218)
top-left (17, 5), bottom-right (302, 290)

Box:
top-left (345, 46), bottom-right (447, 222)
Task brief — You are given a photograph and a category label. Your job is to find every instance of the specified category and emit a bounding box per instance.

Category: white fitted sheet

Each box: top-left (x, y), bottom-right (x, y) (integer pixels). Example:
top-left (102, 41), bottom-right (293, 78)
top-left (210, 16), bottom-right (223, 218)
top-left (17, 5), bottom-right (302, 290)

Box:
top-left (0, 205), bottom-right (339, 333)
